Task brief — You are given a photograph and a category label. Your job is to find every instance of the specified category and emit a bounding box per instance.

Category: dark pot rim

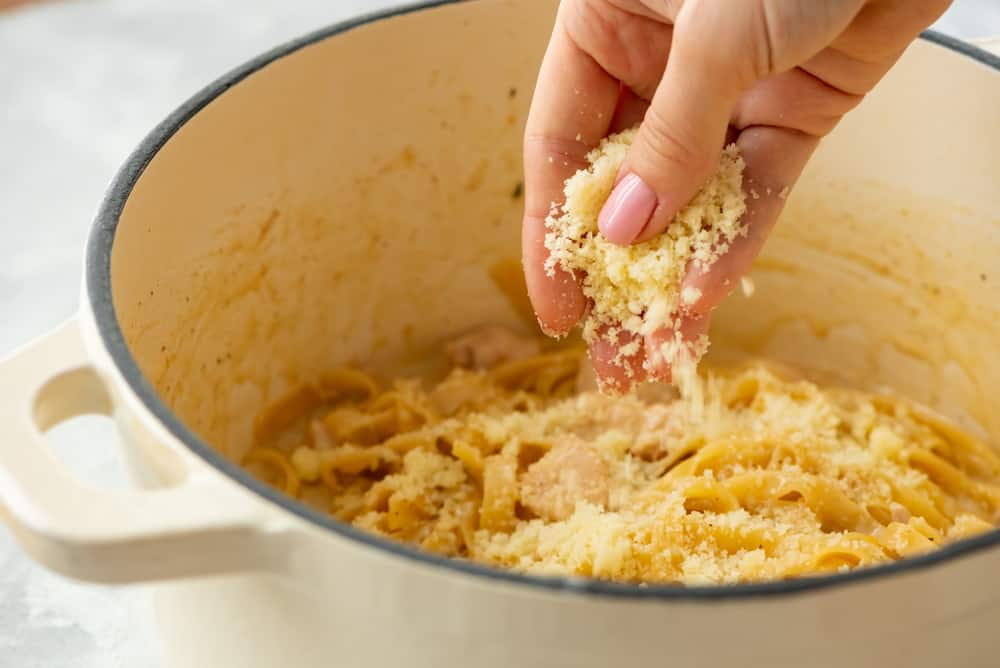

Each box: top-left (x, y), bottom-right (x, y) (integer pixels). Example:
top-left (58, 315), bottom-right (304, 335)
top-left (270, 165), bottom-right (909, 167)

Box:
top-left (85, 0), bottom-right (1000, 601)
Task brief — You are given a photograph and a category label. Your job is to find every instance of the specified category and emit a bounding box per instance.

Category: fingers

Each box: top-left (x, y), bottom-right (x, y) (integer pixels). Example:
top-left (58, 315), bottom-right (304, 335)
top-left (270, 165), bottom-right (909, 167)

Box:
top-left (680, 126), bottom-right (820, 316)
top-left (799, 45), bottom-right (904, 97)
top-left (732, 67), bottom-right (864, 138)
top-left (831, 0), bottom-right (953, 63)
top-left (522, 12), bottom-right (621, 336)
top-left (521, 223), bottom-right (586, 336)
top-left (597, 0), bottom-right (872, 248)
top-left (562, 0), bottom-right (674, 101)
top-left (799, 0), bottom-right (952, 101)
top-left (624, 128), bottom-right (814, 385)
top-left (608, 85), bottom-right (650, 135)
top-left (643, 312), bottom-right (712, 382)
top-left (597, 3), bottom-right (753, 246)
top-left (588, 325), bottom-right (647, 394)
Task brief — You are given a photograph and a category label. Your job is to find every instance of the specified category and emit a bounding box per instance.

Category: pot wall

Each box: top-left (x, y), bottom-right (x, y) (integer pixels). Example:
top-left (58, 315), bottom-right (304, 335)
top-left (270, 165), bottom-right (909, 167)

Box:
top-left (111, 0), bottom-right (554, 463)
top-left (110, 0), bottom-right (1000, 462)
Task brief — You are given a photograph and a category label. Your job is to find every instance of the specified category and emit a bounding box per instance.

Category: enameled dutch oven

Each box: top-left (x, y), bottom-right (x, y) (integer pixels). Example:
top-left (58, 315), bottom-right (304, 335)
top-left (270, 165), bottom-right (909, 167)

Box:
top-left (1, 2), bottom-right (999, 666)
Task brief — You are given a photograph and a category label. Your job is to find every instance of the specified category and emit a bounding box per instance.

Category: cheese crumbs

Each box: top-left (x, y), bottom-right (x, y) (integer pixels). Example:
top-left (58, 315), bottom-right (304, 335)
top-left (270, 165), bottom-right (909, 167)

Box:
top-left (544, 128), bottom-right (747, 375)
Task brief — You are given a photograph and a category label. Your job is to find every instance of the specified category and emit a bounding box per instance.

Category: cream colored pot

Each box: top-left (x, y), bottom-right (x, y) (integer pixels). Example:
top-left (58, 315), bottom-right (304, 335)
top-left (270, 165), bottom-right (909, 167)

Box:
top-left (1, 2), bottom-right (999, 666)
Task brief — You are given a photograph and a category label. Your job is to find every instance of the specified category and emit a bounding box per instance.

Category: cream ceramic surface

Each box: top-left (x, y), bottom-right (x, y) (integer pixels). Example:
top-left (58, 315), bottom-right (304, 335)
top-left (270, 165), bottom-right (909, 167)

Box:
top-left (2, 1), bottom-right (1000, 667)
top-left (0, 3), bottom-right (408, 665)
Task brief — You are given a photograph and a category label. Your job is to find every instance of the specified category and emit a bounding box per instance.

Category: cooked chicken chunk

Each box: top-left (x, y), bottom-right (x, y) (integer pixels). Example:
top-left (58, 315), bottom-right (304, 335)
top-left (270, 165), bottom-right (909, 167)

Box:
top-left (520, 438), bottom-right (609, 521)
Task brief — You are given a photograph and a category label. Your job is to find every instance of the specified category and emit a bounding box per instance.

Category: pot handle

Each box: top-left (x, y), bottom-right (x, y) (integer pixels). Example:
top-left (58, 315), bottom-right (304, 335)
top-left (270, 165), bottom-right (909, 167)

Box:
top-left (0, 318), bottom-right (281, 583)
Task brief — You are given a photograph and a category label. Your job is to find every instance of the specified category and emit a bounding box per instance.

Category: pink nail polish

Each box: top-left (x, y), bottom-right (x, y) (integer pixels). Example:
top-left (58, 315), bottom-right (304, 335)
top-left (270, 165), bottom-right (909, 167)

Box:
top-left (598, 173), bottom-right (657, 245)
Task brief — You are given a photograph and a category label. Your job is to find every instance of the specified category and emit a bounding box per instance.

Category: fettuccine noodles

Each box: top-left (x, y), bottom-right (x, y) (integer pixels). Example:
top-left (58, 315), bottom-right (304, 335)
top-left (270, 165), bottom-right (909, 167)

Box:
top-left (243, 328), bottom-right (1000, 584)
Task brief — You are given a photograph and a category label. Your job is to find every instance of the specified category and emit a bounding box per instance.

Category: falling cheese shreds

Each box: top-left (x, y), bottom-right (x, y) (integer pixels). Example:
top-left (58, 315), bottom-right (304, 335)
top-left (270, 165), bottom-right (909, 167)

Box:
top-left (681, 286), bottom-right (703, 306)
top-left (544, 128), bottom-right (747, 375)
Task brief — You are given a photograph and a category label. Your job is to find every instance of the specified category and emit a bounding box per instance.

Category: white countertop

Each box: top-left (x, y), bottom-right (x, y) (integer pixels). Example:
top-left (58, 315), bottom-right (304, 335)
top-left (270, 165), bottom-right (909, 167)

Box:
top-left (1, 1), bottom-right (997, 666)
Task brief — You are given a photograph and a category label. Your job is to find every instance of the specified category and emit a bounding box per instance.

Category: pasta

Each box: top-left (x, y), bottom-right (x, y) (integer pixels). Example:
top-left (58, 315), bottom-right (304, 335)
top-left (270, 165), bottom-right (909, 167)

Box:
top-left (242, 327), bottom-right (1000, 584)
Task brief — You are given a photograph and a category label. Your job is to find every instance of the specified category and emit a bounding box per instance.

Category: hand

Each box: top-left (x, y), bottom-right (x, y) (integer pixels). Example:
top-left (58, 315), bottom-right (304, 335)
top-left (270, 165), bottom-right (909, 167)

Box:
top-left (522, 0), bottom-right (950, 390)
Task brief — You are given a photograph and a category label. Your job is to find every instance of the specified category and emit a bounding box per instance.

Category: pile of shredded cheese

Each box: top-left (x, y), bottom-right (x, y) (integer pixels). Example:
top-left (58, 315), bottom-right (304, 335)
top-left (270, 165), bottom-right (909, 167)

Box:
top-left (543, 128), bottom-right (747, 380)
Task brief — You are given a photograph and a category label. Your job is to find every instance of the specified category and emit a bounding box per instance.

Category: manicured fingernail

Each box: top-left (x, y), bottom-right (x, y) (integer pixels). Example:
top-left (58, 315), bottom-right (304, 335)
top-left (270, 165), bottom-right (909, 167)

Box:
top-left (598, 173), bottom-right (657, 245)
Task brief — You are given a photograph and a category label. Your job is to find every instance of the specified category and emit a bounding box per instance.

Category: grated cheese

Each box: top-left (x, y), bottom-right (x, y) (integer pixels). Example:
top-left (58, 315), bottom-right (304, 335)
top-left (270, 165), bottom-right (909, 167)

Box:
top-left (543, 128), bottom-right (747, 377)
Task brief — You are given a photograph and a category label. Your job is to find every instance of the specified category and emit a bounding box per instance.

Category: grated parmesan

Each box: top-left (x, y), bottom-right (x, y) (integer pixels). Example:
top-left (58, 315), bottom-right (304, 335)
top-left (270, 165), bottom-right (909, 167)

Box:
top-left (544, 128), bottom-right (747, 378)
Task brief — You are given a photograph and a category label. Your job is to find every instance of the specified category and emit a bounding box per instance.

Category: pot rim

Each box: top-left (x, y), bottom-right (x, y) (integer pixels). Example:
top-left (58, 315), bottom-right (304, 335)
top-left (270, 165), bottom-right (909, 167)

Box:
top-left (84, 0), bottom-right (1000, 601)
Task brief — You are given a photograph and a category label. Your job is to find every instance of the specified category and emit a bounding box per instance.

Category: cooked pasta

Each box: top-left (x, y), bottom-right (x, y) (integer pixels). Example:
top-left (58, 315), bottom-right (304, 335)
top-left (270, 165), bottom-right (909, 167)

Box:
top-left (242, 327), bottom-right (1000, 584)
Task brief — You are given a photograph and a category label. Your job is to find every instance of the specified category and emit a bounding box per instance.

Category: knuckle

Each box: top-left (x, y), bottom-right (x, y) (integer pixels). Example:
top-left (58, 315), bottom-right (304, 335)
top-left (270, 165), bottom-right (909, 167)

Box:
top-left (637, 108), bottom-right (715, 181)
top-left (523, 135), bottom-right (590, 172)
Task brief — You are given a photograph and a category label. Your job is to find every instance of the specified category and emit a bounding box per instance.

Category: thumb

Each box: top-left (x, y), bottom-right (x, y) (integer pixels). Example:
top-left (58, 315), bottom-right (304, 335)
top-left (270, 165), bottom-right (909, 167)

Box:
top-left (598, 0), bottom-right (868, 247)
top-left (597, 2), bottom-right (754, 246)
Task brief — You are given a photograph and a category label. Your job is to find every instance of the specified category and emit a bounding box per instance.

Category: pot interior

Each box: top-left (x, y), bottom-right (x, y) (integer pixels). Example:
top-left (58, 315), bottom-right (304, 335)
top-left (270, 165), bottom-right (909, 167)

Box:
top-left (108, 0), bottom-right (1000, 468)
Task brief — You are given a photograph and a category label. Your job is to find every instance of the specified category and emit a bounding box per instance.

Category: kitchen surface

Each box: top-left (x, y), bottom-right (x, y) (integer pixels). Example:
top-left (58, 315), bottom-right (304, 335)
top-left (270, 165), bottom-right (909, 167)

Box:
top-left (1, 1), bottom-right (998, 666)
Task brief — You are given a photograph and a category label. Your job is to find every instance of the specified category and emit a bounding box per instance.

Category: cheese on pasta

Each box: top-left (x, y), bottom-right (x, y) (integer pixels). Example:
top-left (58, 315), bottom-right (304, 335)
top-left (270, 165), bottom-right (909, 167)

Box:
top-left (243, 329), bottom-right (1000, 585)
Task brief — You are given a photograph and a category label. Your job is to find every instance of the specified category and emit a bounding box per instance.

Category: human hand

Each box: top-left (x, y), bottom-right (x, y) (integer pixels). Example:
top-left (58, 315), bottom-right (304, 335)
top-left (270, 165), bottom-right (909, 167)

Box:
top-left (522, 0), bottom-right (951, 390)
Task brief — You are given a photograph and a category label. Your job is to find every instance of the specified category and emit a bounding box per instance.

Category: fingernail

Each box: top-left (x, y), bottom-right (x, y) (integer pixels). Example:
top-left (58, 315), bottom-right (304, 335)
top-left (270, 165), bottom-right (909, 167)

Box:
top-left (536, 316), bottom-right (566, 340)
top-left (598, 173), bottom-right (657, 245)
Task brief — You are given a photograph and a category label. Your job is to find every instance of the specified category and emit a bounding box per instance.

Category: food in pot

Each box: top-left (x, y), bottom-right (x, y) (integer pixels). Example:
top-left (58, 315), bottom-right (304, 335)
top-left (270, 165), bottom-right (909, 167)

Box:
top-left (243, 327), bottom-right (1000, 584)
top-left (543, 127), bottom-right (747, 381)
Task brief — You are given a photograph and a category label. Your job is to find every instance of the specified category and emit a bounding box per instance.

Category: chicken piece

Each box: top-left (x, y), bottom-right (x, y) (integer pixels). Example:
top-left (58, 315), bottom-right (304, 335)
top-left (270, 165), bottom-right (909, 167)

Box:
top-left (446, 326), bottom-right (540, 371)
top-left (520, 438), bottom-right (609, 521)
top-left (428, 370), bottom-right (499, 416)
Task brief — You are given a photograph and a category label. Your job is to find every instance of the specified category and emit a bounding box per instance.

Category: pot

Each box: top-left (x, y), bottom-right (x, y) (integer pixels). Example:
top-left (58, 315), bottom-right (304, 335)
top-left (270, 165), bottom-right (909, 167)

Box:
top-left (2, 1), bottom-right (999, 666)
